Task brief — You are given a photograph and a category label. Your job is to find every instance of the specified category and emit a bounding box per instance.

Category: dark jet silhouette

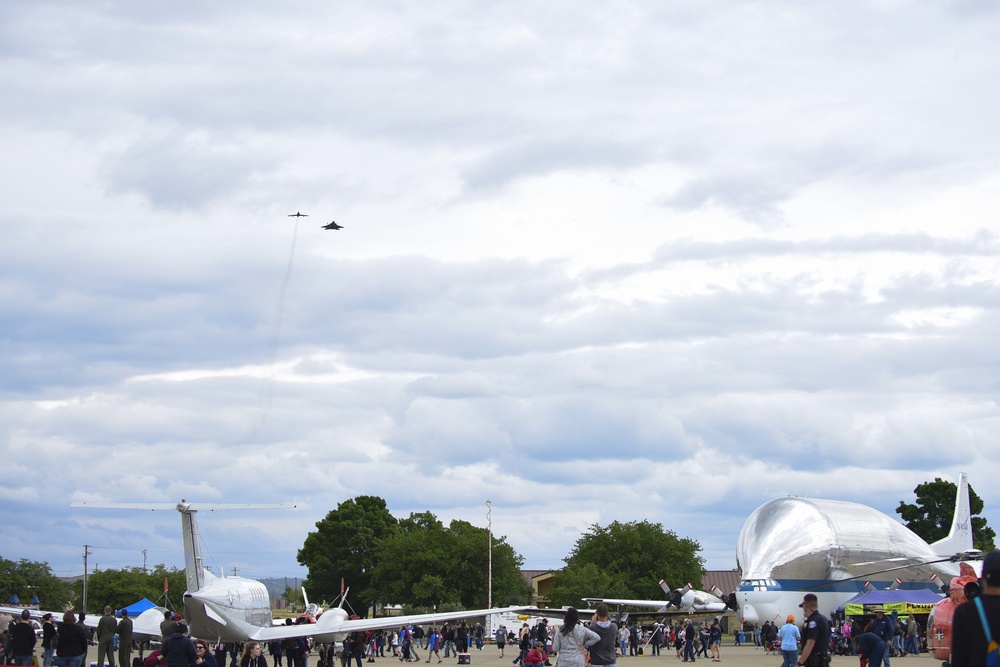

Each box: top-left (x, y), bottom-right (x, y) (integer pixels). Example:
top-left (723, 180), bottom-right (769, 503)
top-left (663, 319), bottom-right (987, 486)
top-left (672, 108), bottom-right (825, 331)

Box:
top-left (288, 212), bottom-right (308, 217)
top-left (322, 221), bottom-right (344, 230)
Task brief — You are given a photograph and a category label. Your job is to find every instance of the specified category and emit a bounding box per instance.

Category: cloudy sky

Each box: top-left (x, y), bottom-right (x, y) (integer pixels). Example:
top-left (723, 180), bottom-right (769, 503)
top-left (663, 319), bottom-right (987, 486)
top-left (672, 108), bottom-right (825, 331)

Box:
top-left (2, 1), bottom-right (999, 587)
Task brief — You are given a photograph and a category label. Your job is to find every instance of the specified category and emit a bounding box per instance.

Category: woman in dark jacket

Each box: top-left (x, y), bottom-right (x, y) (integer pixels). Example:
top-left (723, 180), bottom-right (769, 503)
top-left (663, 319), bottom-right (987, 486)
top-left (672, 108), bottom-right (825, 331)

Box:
top-left (55, 612), bottom-right (89, 667)
top-left (196, 640), bottom-right (218, 667)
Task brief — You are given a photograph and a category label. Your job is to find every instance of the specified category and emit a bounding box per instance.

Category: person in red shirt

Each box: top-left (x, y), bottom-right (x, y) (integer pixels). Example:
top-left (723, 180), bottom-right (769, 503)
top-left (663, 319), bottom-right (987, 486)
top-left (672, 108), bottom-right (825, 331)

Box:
top-left (523, 642), bottom-right (547, 667)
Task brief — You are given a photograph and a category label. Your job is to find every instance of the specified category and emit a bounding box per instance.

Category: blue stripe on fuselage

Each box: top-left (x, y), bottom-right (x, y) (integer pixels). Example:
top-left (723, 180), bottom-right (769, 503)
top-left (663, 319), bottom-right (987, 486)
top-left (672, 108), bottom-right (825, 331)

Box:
top-left (737, 579), bottom-right (939, 593)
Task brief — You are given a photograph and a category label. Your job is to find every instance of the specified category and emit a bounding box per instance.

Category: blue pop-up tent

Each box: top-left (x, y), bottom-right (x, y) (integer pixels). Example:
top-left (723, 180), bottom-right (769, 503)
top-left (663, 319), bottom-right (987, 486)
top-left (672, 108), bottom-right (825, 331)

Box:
top-left (118, 598), bottom-right (157, 616)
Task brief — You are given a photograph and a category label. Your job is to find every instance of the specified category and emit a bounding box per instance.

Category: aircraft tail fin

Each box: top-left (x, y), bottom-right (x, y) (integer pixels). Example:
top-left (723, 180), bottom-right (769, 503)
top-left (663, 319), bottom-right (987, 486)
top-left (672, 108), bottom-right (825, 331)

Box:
top-left (180, 504), bottom-right (206, 593)
top-left (930, 472), bottom-right (973, 555)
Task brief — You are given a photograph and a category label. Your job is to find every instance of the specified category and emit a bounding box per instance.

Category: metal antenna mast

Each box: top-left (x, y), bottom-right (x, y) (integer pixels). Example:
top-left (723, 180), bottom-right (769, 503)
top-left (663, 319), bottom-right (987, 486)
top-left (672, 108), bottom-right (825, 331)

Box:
top-left (487, 499), bottom-right (493, 609)
top-left (82, 545), bottom-right (93, 613)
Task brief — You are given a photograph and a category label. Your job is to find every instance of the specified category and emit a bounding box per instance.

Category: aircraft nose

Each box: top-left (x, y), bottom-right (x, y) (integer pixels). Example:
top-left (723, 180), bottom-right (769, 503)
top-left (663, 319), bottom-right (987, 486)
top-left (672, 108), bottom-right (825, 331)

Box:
top-left (741, 603), bottom-right (760, 624)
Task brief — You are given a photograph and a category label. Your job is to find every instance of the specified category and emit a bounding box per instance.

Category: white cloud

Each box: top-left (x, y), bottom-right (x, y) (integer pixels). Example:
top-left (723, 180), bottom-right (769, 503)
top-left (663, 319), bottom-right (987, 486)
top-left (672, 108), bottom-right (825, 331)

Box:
top-left (1, 0), bottom-right (998, 582)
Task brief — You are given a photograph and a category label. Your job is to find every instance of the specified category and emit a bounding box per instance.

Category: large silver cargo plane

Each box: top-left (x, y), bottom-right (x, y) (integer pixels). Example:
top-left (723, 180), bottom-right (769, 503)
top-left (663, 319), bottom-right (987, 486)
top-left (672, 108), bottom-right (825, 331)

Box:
top-left (735, 472), bottom-right (973, 624)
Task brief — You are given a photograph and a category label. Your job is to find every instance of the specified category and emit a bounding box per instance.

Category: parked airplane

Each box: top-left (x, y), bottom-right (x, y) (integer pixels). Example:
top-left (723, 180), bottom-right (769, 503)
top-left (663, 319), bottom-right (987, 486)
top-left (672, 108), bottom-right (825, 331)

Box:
top-left (0, 601), bottom-right (168, 643)
top-left (322, 221), bottom-right (343, 230)
top-left (583, 580), bottom-right (729, 616)
top-left (735, 472), bottom-right (972, 624)
top-left (71, 501), bottom-right (524, 643)
top-left (297, 587), bottom-right (324, 623)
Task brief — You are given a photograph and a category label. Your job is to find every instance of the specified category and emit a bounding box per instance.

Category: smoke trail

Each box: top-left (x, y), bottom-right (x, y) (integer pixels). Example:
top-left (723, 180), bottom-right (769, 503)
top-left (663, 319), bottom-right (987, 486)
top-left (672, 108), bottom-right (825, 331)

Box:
top-left (248, 217), bottom-right (299, 439)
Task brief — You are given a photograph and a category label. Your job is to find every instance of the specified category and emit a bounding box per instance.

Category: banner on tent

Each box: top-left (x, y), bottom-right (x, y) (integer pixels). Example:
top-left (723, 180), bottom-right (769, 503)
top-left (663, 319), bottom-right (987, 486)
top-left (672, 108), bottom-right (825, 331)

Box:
top-left (844, 602), bottom-right (937, 615)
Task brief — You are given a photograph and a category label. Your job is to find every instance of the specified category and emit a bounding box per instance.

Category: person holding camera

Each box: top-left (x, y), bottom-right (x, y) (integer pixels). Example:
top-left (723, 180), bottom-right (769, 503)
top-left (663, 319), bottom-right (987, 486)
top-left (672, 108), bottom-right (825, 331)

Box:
top-left (952, 551), bottom-right (1000, 667)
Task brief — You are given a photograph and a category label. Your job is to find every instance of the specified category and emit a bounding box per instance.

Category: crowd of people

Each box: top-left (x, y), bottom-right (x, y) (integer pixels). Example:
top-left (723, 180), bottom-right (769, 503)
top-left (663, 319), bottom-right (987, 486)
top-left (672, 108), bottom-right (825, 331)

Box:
top-left (6, 552), bottom-right (1000, 667)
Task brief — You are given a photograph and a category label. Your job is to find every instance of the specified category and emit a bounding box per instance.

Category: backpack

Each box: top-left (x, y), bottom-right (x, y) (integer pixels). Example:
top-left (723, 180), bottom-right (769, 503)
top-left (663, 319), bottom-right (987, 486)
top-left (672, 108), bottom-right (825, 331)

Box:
top-left (973, 597), bottom-right (1000, 667)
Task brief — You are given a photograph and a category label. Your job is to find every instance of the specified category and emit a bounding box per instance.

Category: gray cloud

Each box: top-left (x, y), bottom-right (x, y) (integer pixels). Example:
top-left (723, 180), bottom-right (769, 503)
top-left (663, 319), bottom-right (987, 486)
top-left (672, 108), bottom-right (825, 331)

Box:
top-left (2, 0), bottom-right (1000, 578)
top-left (104, 131), bottom-right (278, 210)
top-left (462, 138), bottom-right (650, 192)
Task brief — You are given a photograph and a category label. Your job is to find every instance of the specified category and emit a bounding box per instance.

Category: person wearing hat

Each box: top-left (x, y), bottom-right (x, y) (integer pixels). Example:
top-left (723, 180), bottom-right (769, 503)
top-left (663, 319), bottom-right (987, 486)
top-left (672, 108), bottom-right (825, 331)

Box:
top-left (778, 614), bottom-right (801, 667)
top-left (951, 550), bottom-right (1000, 667)
top-left (869, 605), bottom-right (896, 667)
top-left (795, 593), bottom-right (830, 667)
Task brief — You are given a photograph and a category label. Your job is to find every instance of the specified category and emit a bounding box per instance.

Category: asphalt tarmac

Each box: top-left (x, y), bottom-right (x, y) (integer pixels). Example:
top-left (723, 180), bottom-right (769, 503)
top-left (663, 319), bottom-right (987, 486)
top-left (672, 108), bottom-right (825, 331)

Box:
top-left (359, 644), bottom-right (927, 667)
top-left (27, 641), bottom-right (931, 667)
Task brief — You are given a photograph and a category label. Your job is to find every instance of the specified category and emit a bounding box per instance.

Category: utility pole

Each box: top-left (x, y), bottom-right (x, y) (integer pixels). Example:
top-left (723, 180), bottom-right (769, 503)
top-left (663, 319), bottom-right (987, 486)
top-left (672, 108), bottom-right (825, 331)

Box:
top-left (142, 549), bottom-right (148, 573)
top-left (82, 545), bottom-right (94, 614)
top-left (486, 499), bottom-right (493, 609)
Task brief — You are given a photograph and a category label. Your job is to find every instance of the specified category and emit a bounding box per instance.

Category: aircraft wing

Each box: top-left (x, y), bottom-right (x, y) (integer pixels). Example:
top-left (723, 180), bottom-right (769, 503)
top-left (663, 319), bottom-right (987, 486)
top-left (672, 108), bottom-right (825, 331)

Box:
top-left (249, 605), bottom-right (527, 642)
top-left (0, 606), bottom-right (47, 620)
top-left (582, 597), bottom-right (671, 610)
top-left (516, 607), bottom-right (597, 618)
top-left (0, 606), bottom-right (167, 643)
top-left (581, 597), bottom-right (726, 617)
top-left (129, 607), bottom-right (173, 642)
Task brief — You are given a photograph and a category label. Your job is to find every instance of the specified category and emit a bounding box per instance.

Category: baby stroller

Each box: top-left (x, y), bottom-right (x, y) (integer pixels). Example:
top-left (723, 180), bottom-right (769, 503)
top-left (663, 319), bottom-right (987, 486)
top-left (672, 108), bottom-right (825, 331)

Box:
top-left (830, 631), bottom-right (852, 656)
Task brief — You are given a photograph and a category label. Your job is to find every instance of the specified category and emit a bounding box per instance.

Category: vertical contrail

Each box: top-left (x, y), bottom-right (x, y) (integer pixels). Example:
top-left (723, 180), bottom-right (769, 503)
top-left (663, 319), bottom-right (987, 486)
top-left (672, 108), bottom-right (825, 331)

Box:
top-left (248, 217), bottom-right (299, 439)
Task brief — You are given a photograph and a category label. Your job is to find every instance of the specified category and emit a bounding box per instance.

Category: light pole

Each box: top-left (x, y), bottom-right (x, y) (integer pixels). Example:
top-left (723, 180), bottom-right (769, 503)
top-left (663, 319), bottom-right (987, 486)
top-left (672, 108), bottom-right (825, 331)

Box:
top-left (487, 499), bottom-right (492, 609)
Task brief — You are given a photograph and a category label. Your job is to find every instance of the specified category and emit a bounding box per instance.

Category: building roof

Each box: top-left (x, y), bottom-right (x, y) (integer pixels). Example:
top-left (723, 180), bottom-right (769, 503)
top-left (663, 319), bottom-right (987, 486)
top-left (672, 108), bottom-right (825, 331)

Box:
top-left (702, 570), bottom-right (740, 595)
top-left (522, 569), bottom-right (555, 586)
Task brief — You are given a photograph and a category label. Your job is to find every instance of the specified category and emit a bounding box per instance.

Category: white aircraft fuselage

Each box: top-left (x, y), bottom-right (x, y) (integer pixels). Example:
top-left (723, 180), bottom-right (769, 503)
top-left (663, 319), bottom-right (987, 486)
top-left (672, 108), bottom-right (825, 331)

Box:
top-left (735, 473), bottom-right (971, 625)
top-left (184, 573), bottom-right (274, 642)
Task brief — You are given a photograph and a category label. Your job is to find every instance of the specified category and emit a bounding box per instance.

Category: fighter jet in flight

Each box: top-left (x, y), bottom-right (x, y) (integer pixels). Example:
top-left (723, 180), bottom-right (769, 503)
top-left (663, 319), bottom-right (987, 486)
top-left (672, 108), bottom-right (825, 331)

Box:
top-left (288, 212), bottom-right (308, 217)
top-left (322, 221), bottom-right (344, 230)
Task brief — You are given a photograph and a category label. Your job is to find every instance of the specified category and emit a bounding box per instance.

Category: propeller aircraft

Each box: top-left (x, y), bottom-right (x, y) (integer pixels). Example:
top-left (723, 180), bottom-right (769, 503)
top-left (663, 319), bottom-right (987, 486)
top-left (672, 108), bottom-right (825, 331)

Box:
top-left (583, 580), bottom-right (730, 616)
top-left (67, 500), bottom-right (524, 644)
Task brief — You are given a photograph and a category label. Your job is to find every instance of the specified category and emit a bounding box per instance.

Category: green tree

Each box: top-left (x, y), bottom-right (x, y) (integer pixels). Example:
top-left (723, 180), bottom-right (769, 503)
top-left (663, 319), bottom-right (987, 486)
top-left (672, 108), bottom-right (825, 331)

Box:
top-left (76, 565), bottom-right (185, 614)
top-left (370, 512), bottom-right (454, 610)
top-left (896, 477), bottom-right (997, 552)
top-left (0, 557), bottom-right (73, 610)
top-left (549, 520), bottom-right (704, 607)
top-left (298, 495), bottom-right (398, 616)
top-left (369, 511), bottom-right (531, 611)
